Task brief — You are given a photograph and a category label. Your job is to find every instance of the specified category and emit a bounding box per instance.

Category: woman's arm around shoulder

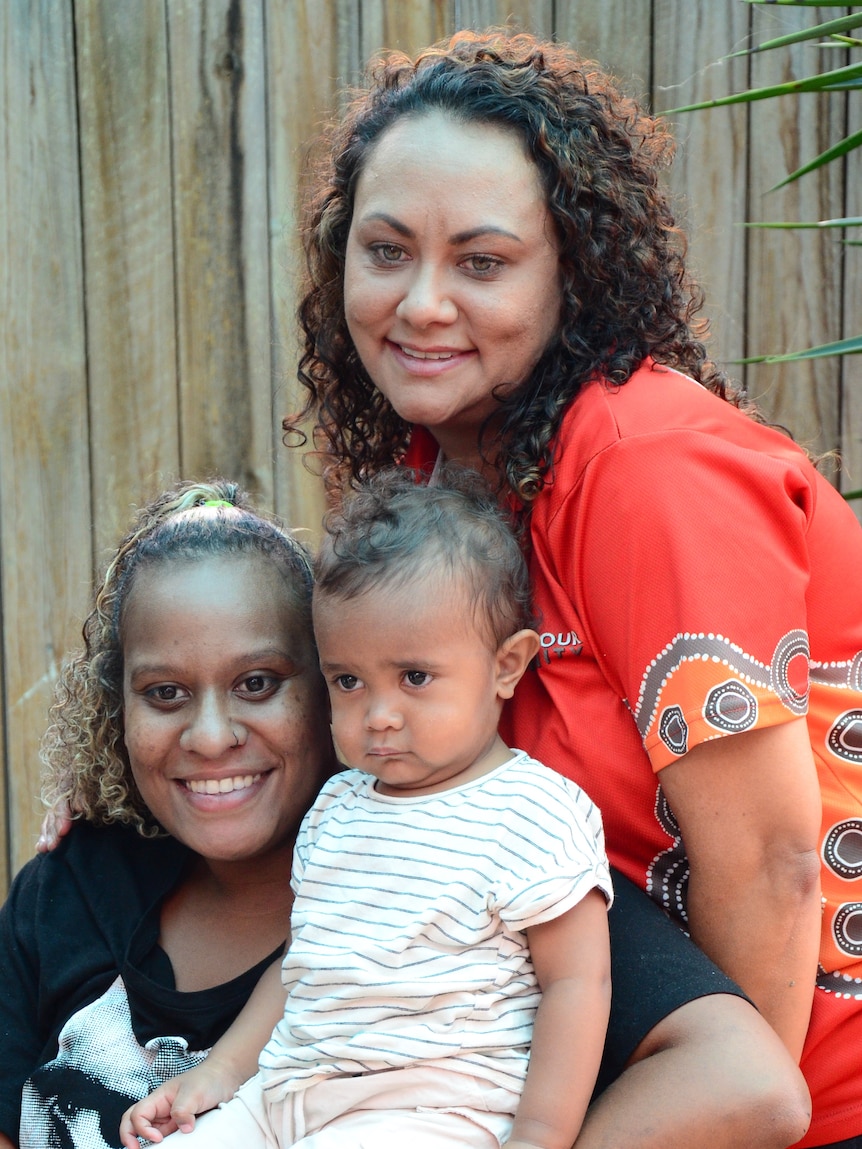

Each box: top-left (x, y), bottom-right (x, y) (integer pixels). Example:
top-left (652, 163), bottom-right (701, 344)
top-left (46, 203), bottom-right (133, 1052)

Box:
top-left (36, 803), bottom-right (74, 852)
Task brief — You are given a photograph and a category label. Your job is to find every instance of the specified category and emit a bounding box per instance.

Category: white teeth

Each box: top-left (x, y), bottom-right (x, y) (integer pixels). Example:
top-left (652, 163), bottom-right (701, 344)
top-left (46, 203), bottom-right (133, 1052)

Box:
top-left (400, 346), bottom-right (456, 360)
top-left (187, 774), bottom-right (260, 795)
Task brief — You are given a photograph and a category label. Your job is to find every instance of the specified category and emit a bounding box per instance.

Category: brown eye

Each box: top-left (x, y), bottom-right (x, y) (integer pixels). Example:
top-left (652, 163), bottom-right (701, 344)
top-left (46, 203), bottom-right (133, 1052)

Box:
top-left (143, 683), bottom-right (187, 707)
top-left (462, 254), bottom-right (503, 276)
top-left (335, 674), bottom-right (360, 691)
top-left (237, 674), bottom-right (280, 699)
top-left (371, 243), bottom-right (406, 264)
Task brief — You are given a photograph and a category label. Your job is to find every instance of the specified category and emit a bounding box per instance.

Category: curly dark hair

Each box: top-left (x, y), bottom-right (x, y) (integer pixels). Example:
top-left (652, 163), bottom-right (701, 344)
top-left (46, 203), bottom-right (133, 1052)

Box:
top-left (40, 479), bottom-right (318, 834)
top-left (287, 27), bottom-right (744, 502)
top-left (315, 465), bottom-right (535, 648)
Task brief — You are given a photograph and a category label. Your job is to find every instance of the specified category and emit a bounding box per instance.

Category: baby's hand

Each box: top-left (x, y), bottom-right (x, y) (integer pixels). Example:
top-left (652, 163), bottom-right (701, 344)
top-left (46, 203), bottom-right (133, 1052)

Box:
top-left (119, 1061), bottom-right (241, 1146)
top-left (120, 1085), bottom-right (182, 1147)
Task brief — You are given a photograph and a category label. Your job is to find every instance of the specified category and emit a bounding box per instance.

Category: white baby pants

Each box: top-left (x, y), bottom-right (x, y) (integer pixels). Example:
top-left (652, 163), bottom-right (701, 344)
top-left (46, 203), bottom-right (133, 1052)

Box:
top-left (159, 1063), bottom-right (519, 1148)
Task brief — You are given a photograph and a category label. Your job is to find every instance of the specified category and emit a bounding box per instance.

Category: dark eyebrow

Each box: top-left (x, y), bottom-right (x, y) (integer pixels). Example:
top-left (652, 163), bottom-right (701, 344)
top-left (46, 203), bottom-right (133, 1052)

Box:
top-left (127, 648), bottom-right (299, 681)
top-left (362, 212), bottom-right (414, 237)
top-left (450, 225), bottom-right (523, 245)
top-left (359, 212), bottom-right (522, 246)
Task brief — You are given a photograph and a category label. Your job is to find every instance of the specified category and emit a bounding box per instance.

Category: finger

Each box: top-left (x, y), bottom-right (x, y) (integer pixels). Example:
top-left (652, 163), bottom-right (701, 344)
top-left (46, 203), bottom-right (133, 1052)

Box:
top-left (36, 809), bottom-right (73, 853)
top-left (170, 1103), bottom-right (198, 1135)
top-left (121, 1104), bottom-right (168, 1144)
top-left (119, 1107), bottom-right (162, 1147)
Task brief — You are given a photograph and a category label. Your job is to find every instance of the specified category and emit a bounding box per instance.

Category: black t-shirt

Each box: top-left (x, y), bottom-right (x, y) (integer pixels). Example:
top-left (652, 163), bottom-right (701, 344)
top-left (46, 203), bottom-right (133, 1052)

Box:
top-left (0, 822), bottom-right (282, 1147)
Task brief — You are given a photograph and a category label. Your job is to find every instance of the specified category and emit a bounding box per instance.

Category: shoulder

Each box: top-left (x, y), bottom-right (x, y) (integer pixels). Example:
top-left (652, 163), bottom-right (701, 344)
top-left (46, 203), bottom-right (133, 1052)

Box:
top-left (63, 818), bottom-right (187, 875)
top-left (299, 769), bottom-right (370, 834)
top-left (537, 362), bottom-right (818, 526)
top-left (555, 361), bottom-right (796, 464)
top-left (565, 361), bottom-right (816, 468)
top-left (516, 751), bottom-right (601, 806)
top-left (313, 768), bottom-right (368, 803)
top-left (492, 753), bottom-right (605, 835)
top-left (6, 821), bottom-right (188, 919)
top-left (1, 823), bottom-right (189, 1025)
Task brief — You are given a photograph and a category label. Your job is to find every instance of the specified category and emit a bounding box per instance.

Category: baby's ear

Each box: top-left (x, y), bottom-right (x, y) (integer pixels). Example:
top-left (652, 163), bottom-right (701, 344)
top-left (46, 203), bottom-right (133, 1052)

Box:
top-left (495, 629), bottom-right (541, 699)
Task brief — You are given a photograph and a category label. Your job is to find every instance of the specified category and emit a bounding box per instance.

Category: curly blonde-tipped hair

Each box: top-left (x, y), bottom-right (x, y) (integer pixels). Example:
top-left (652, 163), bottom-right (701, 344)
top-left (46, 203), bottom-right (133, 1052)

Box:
top-left (40, 479), bottom-right (315, 835)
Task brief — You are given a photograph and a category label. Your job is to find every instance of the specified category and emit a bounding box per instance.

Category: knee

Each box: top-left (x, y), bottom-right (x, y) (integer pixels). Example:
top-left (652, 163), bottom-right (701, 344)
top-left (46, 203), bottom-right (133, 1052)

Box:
top-left (723, 1037), bottom-right (811, 1148)
top-left (634, 994), bottom-right (811, 1148)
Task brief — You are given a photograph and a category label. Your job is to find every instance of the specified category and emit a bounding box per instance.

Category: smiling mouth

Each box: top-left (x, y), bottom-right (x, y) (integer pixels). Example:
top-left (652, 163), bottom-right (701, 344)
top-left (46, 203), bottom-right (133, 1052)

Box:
top-left (185, 773), bottom-right (262, 795)
top-left (398, 345), bottom-right (459, 361)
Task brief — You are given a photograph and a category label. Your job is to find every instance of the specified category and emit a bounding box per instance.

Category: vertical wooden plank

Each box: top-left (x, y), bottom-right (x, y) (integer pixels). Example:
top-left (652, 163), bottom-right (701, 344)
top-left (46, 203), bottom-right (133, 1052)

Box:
top-left (653, 2), bottom-right (751, 373)
top-left (1, 0), bottom-right (91, 881)
top-left (554, 0), bottom-right (652, 93)
top-left (267, 0), bottom-right (358, 537)
top-left (75, 0), bottom-right (180, 554)
top-left (455, 1), bottom-right (552, 37)
top-left (745, 5), bottom-right (845, 456)
top-left (168, 0), bottom-right (274, 502)
top-left (840, 69), bottom-right (862, 522)
top-left (360, 0), bottom-right (453, 61)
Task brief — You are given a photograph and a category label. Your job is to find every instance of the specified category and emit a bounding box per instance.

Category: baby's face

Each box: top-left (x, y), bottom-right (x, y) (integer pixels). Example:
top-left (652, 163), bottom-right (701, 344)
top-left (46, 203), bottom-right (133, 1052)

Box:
top-left (312, 575), bottom-right (510, 796)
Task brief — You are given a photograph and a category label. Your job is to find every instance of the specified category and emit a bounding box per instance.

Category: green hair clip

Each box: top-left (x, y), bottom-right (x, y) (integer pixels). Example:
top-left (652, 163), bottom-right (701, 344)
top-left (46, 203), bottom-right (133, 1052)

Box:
top-left (201, 499), bottom-right (233, 509)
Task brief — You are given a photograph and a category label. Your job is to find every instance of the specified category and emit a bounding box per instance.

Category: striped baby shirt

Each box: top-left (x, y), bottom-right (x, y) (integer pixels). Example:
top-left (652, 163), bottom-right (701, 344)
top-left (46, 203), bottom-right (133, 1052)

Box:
top-left (259, 750), bottom-right (612, 1099)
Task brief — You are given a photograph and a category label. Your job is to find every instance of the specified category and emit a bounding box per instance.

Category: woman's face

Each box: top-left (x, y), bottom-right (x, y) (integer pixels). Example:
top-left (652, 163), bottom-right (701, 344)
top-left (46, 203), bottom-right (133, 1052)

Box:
top-left (121, 553), bottom-right (330, 864)
top-left (344, 110), bottom-right (563, 464)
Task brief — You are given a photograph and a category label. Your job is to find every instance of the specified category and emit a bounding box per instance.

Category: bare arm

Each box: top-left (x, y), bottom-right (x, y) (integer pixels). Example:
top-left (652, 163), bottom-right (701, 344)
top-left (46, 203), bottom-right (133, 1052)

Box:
top-left (0, 1131), bottom-right (17, 1149)
top-left (120, 956), bottom-right (286, 1145)
top-left (505, 888), bottom-right (611, 1149)
top-left (659, 718), bottom-right (822, 1060)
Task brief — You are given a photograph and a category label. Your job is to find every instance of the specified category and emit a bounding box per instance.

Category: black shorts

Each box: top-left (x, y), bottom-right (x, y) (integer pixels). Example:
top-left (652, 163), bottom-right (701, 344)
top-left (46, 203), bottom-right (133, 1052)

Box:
top-left (595, 868), bottom-right (749, 1095)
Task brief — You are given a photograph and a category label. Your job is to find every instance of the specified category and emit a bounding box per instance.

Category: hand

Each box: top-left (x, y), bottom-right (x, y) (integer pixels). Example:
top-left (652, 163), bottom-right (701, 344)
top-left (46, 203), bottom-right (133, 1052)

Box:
top-left (120, 1087), bottom-right (181, 1147)
top-left (36, 804), bottom-right (74, 853)
top-left (119, 1061), bottom-right (241, 1147)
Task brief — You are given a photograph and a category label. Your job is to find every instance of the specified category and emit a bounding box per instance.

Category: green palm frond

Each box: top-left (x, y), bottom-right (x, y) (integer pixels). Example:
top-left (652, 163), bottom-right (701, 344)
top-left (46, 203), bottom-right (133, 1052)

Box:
top-left (769, 127), bottom-right (862, 189)
top-left (743, 1), bottom-right (857, 7)
top-left (739, 336), bottom-right (862, 365)
top-left (663, 61), bottom-right (862, 115)
top-left (726, 12), bottom-right (862, 55)
top-left (742, 217), bottom-right (862, 229)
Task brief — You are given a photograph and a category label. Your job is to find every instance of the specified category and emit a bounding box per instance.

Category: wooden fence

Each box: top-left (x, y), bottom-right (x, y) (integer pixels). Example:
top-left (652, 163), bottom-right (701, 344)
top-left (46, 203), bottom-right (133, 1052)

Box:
top-left (2, 0), bottom-right (860, 889)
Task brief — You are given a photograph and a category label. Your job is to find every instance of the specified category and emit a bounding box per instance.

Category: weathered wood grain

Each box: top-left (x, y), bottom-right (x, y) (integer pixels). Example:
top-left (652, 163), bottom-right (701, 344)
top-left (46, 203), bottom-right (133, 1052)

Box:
top-left (744, 4), bottom-right (845, 458)
top-left (360, 0), bottom-right (451, 60)
top-left (454, 1), bottom-right (552, 37)
top-left (555, 0), bottom-right (651, 92)
top-left (266, 0), bottom-right (352, 537)
top-left (1, 0), bottom-right (91, 878)
top-left (168, 0), bottom-right (274, 501)
top-left (75, 0), bottom-right (180, 555)
top-left (653, 2), bottom-right (751, 376)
